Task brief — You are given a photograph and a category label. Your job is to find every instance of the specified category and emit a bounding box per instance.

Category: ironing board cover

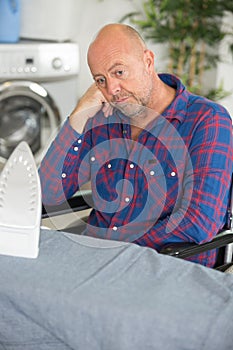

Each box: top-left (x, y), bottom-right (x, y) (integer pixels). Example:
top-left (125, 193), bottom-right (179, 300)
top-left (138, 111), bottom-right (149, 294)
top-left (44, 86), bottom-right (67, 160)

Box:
top-left (0, 229), bottom-right (233, 350)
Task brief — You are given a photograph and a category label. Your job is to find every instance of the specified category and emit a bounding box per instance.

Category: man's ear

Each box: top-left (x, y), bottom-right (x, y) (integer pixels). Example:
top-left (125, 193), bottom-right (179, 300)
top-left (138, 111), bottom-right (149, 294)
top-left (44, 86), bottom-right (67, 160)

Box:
top-left (144, 49), bottom-right (155, 72)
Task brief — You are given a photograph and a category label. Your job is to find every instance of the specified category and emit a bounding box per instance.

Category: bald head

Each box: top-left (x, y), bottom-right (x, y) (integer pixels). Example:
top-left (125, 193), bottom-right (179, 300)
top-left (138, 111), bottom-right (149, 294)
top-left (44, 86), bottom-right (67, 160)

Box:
top-left (90, 23), bottom-right (146, 48)
top-left (87, 24), bottom-right (146, 67)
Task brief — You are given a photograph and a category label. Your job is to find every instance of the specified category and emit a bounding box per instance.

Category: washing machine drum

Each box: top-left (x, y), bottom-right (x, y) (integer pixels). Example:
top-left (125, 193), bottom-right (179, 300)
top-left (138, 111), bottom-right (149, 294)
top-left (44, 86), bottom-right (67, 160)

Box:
top-left (0, 96), bottom-right (42, 159)
top-left (0, 81), bottom-right (60, 165)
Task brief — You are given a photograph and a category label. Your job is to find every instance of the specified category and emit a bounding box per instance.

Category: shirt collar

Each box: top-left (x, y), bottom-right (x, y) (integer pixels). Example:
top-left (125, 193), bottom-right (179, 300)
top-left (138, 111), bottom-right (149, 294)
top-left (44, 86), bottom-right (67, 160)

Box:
top-left (158, 73), bottom-right (189, 123)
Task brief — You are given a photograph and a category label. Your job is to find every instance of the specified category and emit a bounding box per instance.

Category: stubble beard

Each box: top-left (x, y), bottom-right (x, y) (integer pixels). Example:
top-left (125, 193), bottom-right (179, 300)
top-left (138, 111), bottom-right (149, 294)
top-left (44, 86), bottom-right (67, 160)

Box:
top-left (111, 91), bottom-right (151, 119)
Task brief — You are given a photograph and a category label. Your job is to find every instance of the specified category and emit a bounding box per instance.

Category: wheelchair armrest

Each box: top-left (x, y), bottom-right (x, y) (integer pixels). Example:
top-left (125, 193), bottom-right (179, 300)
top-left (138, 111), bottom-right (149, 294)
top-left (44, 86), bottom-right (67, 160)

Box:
top-left (160, 231), bottom-right (233, 259)
top-left (42, 191), bottom-right (93, 219)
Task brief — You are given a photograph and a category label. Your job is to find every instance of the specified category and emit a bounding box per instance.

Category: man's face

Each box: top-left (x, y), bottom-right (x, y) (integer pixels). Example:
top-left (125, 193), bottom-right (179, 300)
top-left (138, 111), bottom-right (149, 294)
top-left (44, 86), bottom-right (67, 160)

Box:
top-left (88, 41), bottom-right (154, 118)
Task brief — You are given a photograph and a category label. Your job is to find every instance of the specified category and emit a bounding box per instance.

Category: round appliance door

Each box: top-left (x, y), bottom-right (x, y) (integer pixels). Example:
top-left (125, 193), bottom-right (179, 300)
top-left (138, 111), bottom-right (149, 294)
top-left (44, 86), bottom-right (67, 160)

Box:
top-left (0, 80), bottom-right (61, 170)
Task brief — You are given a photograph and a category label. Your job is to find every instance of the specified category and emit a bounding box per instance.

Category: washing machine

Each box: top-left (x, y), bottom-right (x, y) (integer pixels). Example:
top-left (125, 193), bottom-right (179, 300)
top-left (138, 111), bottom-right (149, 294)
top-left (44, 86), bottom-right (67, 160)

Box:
top-left (0, 40), bottom-right (79, 171)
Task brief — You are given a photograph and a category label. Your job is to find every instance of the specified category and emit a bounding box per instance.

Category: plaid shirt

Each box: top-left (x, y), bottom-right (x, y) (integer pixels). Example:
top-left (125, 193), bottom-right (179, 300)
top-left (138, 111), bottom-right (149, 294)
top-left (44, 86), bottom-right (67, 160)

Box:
top-left (39, 74), bottom-right (233, 267)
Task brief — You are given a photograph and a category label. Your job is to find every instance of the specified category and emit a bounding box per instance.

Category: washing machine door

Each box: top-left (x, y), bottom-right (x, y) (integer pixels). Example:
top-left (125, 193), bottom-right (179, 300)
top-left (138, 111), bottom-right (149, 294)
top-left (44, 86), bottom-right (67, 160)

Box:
top-left (0, 80), bottom-right (61, 170)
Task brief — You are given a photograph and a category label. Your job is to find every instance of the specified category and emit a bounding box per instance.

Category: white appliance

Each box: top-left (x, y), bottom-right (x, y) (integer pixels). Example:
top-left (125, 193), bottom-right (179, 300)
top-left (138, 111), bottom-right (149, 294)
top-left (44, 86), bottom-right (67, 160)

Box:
top-left (0, 40), bottom-right (79, 170)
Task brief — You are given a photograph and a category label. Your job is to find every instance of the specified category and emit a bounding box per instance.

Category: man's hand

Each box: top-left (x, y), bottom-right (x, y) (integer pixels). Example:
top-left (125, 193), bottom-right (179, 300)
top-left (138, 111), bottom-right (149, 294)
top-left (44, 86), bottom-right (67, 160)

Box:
top-left (69, 84), bottom-right (113, 133)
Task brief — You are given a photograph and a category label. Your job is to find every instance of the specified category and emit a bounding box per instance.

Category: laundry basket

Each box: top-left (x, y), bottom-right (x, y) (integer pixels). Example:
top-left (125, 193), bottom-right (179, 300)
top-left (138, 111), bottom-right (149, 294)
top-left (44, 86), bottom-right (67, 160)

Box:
top-left (0, 0), bottom-right (20, 42)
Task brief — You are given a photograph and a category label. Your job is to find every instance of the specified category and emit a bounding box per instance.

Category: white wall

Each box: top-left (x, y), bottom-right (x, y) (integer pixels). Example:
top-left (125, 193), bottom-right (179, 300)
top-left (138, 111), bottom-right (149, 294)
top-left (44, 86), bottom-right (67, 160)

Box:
top-left (216, 12), bottom-right (233, 116)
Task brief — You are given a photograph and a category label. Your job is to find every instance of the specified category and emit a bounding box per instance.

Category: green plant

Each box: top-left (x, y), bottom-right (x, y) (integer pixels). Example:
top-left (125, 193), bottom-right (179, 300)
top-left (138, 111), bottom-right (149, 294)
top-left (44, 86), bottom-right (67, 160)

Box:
top-left (121, 0), bottom-right (233, 100)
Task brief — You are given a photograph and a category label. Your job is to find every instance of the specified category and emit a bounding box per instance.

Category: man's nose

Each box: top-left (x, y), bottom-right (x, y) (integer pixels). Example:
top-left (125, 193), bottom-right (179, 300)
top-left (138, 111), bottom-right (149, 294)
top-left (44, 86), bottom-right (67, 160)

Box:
top-left (106, 78), bottom-right (121, 96)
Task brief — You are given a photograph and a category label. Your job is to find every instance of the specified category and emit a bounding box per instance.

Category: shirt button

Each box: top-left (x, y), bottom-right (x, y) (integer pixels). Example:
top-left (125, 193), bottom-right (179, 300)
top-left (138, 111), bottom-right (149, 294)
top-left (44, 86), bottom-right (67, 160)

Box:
top-left (62, 173), bottom-right (66, 178)
top-left (74, 146), bottom-right (78, 151)
top-left (125, 197), bottom-right (130, 203)
top-left (150, 170), bottom-right (155, 176)
top-left (129, 163), bottom-right (134, 169)
top-left (171, 171), bottom-right (176, 177)
top-left (78, 139), bottom-right (82, 144)
top-left (112, 226), bottom-right (118, 231)
top-left (90, 156), bottom-right (95, 162)
top-left (107, 163), bottom-right (112, 169)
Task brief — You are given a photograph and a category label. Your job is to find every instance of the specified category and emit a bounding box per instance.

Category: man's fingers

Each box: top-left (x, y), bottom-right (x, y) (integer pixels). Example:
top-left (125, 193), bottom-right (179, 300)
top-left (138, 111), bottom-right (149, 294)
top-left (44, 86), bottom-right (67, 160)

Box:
top-left (102, 103), bottom-right (113, 118)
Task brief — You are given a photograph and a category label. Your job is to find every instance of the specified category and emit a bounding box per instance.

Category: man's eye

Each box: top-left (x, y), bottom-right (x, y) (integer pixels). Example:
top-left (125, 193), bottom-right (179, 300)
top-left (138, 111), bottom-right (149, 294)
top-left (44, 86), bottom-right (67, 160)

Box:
top-left (116, 70), bottom-right (124, 77)
top-left (96, 77), bottom-right (106, 86)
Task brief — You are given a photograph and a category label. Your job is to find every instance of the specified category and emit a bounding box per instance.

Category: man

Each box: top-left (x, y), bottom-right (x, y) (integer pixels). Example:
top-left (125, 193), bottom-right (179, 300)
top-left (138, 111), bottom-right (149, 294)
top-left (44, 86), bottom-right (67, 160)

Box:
top-left (39, 23), bottom-right (233, 267)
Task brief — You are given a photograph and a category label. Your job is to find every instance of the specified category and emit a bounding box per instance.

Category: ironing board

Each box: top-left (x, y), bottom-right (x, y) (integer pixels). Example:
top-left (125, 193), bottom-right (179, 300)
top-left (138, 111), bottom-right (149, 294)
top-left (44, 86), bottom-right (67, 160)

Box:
top-left (1, 228), bottom-right (233, 350)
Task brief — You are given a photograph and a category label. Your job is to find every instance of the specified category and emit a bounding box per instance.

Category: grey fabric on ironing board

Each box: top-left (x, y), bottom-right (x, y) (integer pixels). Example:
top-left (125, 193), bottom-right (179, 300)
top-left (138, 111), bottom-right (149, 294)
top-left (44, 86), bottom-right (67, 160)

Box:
top-left (1, 229), bottom-right (233, 350)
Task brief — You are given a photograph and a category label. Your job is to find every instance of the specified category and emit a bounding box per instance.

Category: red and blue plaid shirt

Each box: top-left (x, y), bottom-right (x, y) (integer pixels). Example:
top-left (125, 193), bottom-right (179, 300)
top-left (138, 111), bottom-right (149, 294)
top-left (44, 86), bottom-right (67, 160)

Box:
top-left (39, 74), bottom-right (233, 267)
